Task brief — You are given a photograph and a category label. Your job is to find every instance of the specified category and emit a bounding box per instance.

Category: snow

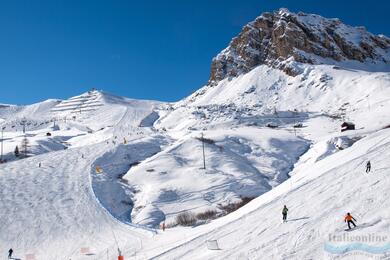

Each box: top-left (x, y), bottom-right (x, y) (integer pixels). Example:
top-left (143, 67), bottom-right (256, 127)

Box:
top-left (151, 128), bottom-right (390, 259)
top-left (0, 21), bottom-right (389, 259)
top-left (91, 137), bottom-right (165, 224)
top-left (166, 63), bottom-right (390, 134)
top-left (123, 128), bottom-right (308, 227)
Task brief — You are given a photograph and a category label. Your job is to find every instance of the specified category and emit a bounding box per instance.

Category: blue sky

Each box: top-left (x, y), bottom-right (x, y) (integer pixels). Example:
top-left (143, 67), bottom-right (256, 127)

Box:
top-left (1, 0), bottom-right (389, 104)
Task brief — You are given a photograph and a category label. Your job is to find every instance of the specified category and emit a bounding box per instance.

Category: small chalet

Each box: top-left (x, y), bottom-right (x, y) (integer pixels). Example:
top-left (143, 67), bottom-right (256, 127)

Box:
top-left (341, 122), bottom-right (355, 132)
top-left (266, 122), bottom-right (278, 129)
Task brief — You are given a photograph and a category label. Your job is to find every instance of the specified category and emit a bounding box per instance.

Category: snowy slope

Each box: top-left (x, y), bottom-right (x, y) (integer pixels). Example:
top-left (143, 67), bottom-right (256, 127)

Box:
top-left (50, 90), bottom-right (103, 114)
top-left (0, 9), bottom-right (389, 260)
top-left (0, 90), bottom-right (163, 160)
top-left (0, 99), bottom-right (61, 128)
top-left (124, 128), bottom-right (308, 227)
top-left (0, 141), bottom-right (155, 259)
top-left (149, 128), bottom-right (390, 260)
top-left (158, 64), bottom-right (390, 133)
top-left (0, 90), bottom-right (165, 259)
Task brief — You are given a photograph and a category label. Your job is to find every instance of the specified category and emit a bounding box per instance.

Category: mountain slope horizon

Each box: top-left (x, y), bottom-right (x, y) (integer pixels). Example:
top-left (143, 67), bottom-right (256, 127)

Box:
top-left (208, 8), bottom-right (390, 85)
top-left (0, 7), bottom-right (389, 260)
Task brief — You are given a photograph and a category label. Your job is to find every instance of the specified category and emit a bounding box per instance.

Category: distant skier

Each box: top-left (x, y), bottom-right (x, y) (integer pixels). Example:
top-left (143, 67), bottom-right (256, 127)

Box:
top-left (282, 205), bottom-right (288, 223)
top-left (366, 160), bottom-right (371, 173)
top-left (38, 162), bottom-right (41, 168)
top-left (344, 213), bottom-right (357, 230)
top-left (8, 248), bottom-right (13, 259)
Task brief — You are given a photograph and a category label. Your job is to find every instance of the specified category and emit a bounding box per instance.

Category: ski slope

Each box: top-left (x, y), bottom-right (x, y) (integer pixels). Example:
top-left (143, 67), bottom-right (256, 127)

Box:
top-left (148, 128), bottom-right (390, 260)
top-left (124, 128), bottom-right (309, 227)
top-left (0, 9), bottom-right (389, 259)
top-left (158, 64), bottom-right (390, 134)
top-left (0, 90), bottom-right (166, 259)
top-left (0, 142), bottom-right (154, 259)
top-left (0, 86), bottom-right (388, 259)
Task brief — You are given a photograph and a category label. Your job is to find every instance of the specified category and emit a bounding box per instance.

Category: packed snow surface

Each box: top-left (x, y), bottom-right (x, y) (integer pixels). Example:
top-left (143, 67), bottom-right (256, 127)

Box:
top-left (0, 63), bottom-right (389, 259)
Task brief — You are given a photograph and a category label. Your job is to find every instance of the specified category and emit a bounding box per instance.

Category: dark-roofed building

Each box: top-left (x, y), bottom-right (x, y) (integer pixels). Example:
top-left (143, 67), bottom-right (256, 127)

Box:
top-left (341, 122), bottom-right (355, 132)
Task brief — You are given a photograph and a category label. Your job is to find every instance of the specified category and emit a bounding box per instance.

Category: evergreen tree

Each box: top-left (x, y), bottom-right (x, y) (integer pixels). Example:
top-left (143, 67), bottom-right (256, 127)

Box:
top-left (14, 145), bottom-right (19, 157)
top-left (21, 137), bottom-right (29, 157)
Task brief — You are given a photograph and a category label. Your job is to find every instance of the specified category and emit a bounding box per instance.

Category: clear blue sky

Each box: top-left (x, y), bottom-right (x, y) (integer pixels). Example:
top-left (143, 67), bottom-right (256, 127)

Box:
top-left (1, 0), bottom-right (389, 104)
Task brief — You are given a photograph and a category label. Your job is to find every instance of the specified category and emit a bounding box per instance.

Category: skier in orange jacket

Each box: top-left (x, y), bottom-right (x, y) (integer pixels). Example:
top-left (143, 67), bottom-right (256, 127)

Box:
top-left (344, 213), bottom-right (357, 230)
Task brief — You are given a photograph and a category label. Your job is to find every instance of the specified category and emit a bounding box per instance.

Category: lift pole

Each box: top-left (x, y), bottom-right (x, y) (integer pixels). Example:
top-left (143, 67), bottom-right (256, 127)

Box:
top-left (201, 133), bottom-right (206, 169)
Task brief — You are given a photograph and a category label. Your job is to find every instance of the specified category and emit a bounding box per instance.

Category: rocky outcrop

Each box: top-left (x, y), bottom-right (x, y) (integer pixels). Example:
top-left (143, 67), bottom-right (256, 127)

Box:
top-left (209, 8), bottom-right (390, 85)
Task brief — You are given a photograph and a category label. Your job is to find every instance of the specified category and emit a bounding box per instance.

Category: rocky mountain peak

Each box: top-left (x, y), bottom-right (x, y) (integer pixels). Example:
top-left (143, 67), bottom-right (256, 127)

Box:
top-left (208, 8), bottom-right (390, 85)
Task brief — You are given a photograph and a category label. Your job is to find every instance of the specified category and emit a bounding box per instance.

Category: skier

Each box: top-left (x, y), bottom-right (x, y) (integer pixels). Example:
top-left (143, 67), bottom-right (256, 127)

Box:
top-left (8, 248), bottom-right (13, 259)
top-left (282, 205), bottom-right (288, 223)
top-left (366, 160), bottom-right (371, 173)
top-left (38, 162), bottom-right (41, 168)
top-left (344, 213), bottom-right (357, 230)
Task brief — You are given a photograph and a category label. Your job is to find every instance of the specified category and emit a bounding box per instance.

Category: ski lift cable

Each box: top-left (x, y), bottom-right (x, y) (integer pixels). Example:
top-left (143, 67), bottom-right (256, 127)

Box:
top-left (108, 220), bottom-right (121, 255)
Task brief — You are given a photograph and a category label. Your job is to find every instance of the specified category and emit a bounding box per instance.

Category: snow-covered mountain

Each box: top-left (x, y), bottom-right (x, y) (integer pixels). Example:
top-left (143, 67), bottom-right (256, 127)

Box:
top-left (209, 8), bottom-right (390, 85)
top-left (0, 8), bottom-right (389, 260)
top-left (0, 90), bottom-right (162, 161)
top-left (50, 90), bottom-right (103, 114)
top-left (157, 9), bottom-right (390, 139)
top-left (125, 8), bottom-right (390, 230)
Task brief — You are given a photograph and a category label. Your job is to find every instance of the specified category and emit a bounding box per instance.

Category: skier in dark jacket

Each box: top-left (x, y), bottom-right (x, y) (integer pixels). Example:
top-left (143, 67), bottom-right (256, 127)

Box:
top-left (282, 205), bottom-right (288, 222)
top-left (366, 161), bottom-right (371, 173)
top-left (345, 213), bottom-right (357, 230)
top-left (8, 248), bottom-right (13, 259)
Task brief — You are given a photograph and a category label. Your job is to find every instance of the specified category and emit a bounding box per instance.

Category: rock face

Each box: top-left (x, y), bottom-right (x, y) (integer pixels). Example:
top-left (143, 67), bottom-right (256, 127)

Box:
top-left (209, 8), bottom-right (390, 85)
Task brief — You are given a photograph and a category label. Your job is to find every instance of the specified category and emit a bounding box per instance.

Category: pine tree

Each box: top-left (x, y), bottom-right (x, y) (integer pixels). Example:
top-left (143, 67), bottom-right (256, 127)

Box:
top-left (14, 145), bottom-right (19, 157)
top-left (21, 137), bottom-right (29, 157)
